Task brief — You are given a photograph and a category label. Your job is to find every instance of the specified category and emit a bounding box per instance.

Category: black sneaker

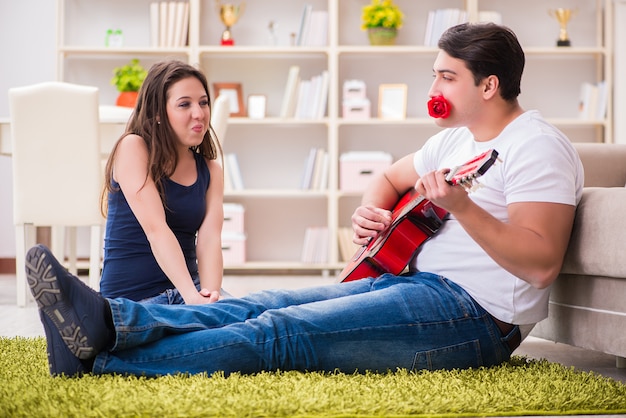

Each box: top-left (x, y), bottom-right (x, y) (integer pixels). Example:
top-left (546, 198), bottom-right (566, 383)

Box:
top-left (26, 244), bottom-right (112, 361)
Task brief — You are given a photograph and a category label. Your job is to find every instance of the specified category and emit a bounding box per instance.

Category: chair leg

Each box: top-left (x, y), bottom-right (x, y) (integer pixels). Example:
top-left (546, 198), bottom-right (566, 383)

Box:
top-left (67, 226), bottom-right (78, 275)
top-left (89, 224), bottom-right (102, 291)
top-left (15, 224), bottom-right (36, 307)
top-left (51, 225), bottom-right (67, 271)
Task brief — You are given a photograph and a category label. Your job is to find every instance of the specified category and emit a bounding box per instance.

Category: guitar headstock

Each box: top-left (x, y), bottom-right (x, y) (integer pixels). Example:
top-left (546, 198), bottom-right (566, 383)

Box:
top-left (445, 149), bottom-right (499, 192)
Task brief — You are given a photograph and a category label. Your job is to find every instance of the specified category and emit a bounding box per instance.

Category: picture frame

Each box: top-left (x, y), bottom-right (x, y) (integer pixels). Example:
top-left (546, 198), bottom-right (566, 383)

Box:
top-left (212, 82), bottom-right (245, 117)
top-left (378, 84), bottom-right (407, 120)
top-left (247, 94), bottom-right (266, 119)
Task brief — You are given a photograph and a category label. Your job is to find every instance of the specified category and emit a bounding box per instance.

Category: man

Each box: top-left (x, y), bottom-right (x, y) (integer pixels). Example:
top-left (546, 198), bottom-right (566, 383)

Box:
top-left (28, 23), bottom-right (583, 377)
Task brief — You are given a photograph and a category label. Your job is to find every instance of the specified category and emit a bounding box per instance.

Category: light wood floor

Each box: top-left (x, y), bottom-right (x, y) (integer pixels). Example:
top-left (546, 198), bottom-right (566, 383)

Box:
top-left (1, 273), bottom-right (625, 383)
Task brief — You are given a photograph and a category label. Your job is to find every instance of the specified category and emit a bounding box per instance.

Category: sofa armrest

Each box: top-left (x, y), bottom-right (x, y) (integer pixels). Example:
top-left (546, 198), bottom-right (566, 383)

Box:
top-left (561, 187), bottom-right (626, 278)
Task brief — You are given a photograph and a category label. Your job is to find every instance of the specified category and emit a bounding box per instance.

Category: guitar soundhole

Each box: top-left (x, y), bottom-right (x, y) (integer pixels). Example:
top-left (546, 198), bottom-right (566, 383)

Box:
top-left (415, 204), bottom-right (446, 234)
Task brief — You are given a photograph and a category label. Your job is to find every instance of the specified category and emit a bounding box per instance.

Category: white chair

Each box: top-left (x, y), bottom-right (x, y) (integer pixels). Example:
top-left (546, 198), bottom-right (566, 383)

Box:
top-left (9, 82), bottom-right (104, 306)
top-left (211, 94), bottom-right (230, 158)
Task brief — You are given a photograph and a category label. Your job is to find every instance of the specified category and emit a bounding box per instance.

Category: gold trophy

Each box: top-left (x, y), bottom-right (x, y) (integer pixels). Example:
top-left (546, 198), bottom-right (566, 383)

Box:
top-left (216, 1), bottom-right (245, 46)
top-left (549, 8), bottom-right (576, 47)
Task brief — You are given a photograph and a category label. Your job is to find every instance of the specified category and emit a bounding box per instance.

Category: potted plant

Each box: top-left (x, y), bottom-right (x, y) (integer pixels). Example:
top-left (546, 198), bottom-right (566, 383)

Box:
top-left (110, 58), bottom-right (147, 107)
top-left (361, 0), bottom-right (404, 46)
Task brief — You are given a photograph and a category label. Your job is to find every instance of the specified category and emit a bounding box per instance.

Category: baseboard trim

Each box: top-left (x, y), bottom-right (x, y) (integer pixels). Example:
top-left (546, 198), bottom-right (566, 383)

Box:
top-left (0, 258), bottom-right (16, 274)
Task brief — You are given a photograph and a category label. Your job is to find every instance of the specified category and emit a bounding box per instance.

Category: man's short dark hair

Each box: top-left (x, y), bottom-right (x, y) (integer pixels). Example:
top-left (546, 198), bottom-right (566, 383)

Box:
top-left (438, 22), bottom-right (525, 102)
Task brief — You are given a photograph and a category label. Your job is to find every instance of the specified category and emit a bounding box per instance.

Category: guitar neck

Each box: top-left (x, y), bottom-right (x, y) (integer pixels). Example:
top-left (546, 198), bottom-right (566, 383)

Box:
top-left (445, 149), bottom-right (499, 188)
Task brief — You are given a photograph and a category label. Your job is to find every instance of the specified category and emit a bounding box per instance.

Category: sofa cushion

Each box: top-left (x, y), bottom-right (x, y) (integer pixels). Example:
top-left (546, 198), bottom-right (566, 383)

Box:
top-left (561, 187), bottom-right (626, 279)
top-left (573, 143), bottom-right (626, 187)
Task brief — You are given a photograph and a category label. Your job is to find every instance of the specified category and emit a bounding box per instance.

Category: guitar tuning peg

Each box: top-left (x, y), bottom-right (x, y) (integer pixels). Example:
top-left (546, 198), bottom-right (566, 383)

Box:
top-left (469, 180), bottom-right (483, 192)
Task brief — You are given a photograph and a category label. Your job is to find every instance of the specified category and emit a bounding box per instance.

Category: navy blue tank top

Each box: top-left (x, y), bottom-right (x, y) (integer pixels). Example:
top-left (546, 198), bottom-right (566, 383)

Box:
top-left (100, 151), bottom-right (210, 301)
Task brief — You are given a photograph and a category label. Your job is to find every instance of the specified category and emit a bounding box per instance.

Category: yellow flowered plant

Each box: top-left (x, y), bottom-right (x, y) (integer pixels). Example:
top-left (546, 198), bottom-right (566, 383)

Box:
top-left (361, 0), bottom-right (404, 30)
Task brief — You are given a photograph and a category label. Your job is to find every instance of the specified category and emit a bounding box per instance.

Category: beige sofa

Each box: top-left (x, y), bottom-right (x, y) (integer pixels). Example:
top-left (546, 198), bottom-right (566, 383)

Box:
top-left (531, 143), bottom-right (626, 367)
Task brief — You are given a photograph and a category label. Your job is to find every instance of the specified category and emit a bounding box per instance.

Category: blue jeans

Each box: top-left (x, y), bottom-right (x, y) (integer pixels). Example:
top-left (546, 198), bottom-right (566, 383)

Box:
top-left (92, 272), bottom-right (517, 377)
top-left (138, 274), bottom-right (201, 305)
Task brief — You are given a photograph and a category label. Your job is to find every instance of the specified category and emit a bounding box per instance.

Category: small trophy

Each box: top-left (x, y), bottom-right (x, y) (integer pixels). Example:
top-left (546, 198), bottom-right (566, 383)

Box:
top-left (216, 1), bottom-right (245, 46)
top-left (549, 8), bottom-right (576, 47)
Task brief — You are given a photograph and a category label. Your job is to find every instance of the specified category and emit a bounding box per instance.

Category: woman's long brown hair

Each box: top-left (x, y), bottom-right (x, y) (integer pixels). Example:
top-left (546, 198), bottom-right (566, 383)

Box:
top-left (100, 60), bottom-right (223, 216)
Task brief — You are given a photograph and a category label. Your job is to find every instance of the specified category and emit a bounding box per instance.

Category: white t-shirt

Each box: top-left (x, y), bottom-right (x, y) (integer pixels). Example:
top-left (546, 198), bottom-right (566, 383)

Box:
top-left (412, 110), bottom-right (584, 325)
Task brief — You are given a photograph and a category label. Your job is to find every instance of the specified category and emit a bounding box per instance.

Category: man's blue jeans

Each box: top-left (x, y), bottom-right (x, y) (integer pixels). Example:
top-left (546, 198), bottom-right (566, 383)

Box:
top-left (92, 272), bottom-right (517, 377)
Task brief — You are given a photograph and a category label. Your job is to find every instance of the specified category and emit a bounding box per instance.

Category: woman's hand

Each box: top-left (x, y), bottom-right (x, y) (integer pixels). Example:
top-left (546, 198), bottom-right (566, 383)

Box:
top-left (185, 289), bottom-right (220, 305)
top-left (351, 205), bottom-right (392, 246)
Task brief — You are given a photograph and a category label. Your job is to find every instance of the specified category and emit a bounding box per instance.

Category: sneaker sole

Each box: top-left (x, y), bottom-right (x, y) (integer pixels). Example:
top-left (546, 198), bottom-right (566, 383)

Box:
top-left (26, 246), bottom-right (96, 360)
top-left (40, 311), bottom-right (86, 376)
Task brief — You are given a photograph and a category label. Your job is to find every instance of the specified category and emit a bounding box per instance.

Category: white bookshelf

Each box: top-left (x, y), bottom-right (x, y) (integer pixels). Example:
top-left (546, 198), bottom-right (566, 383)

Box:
top-left (56, 0), bottom-right (614, 274)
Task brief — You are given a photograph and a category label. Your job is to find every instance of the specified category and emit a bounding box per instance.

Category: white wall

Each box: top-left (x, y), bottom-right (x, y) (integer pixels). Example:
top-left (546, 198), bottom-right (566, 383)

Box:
top-left (0, 0), bottom-right (57, 257)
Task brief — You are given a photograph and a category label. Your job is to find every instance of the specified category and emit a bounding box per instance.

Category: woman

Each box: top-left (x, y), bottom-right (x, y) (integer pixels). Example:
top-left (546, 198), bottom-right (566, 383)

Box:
top-left (99, 60), bottom-right (224, 305)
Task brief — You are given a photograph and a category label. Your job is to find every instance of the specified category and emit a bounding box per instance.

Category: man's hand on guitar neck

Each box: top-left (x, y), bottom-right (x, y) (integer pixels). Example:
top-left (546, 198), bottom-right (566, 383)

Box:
top-left (350, 205), bottom-right (392, 246)
top-left (415, 168), bottom-right (473, 214)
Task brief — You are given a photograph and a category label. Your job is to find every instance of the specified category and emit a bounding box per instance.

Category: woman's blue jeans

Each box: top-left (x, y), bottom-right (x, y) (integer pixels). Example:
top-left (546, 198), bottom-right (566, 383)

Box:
top-left (92, 272), bottom-right (517, 377)
top-left (139, 274), bottom-right (201, 305)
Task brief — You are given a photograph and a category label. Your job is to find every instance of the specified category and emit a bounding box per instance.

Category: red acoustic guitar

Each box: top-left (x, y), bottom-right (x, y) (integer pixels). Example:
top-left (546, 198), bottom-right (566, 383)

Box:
top-left (338, 149), bottom-right (500, 283)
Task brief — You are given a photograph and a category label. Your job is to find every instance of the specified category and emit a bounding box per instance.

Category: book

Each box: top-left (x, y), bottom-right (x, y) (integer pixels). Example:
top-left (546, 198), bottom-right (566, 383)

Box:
top-left (293, 71), bottom-right (329, 120)
top-left (173, 2), bottom-right (185, 47)
top-left (294, 79), bottom-right (312, 119)
top-left (311, 148), bottom-right (327, 190)
top-left (181, 1), bottom-right (189, 46)
top-left (424, 8), bottom-right (468, 46)
top-left (313, 70), bottom-right (329, 119)
top-left (306, 10), bottom-right (329, 46)
top-left (280, 66), bottom-right (300, 118)
top-left (300, 148), bottom-right (329, 190)
top-left (151, 1), bottom-right (189, 47)
top-left (159, 2), bottom-right (168, 47)
top-left (173, 1), bottom-right (189, 47)
top-left (300, 147), bottom-right (318, 190)
top-left (150, 2), bottom-right (159, 47)
top-left (296, 4), bottom-right (313, 46)
top-left (167, 1), bottom-right (177, 47)
top-left (225, 153), bottom-right (244, 190)
top-left (578, 82), bottom-right (598, 120)
top-left (316, 151), bottom-right (329, 190)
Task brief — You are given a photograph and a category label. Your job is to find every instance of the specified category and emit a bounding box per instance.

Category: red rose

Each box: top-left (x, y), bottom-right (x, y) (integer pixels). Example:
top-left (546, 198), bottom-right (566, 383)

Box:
top-left (427, 96), bottom-right (451, 119)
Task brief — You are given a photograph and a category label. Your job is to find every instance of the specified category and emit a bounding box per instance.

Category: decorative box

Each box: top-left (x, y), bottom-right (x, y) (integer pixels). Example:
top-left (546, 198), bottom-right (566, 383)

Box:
top-left (221, 232), bottom-right (246, 265)
top-left (342, 98), bottom-right (371, 120)
top-left (222, 203), bottom-right (245, 234)
top-left (343, 79), bottom-right (367, 100)
top-left (340, 151), bottom-right (393, 192)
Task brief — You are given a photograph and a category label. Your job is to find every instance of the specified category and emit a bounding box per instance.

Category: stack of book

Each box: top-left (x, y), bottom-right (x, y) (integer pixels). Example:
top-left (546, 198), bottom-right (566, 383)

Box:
top-left (578, 81), bottom-right (608, 120)
top-left (300, 147), bottom-right (329, 190)
top-left (423, 8), bottom-right (468, 47)
top-left (296, 4), bottom-right (329, 46)
top-left (280, 66), bottom-right (329, 119)
top-left (150, 1), bottom-right (190, 48)
top-left (301, 226), bottom-right (329, 263)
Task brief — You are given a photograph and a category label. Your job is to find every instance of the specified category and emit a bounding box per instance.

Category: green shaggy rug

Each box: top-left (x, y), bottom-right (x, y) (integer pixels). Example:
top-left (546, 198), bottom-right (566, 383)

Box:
top-left (2, 337), bottom-right (626, 417)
